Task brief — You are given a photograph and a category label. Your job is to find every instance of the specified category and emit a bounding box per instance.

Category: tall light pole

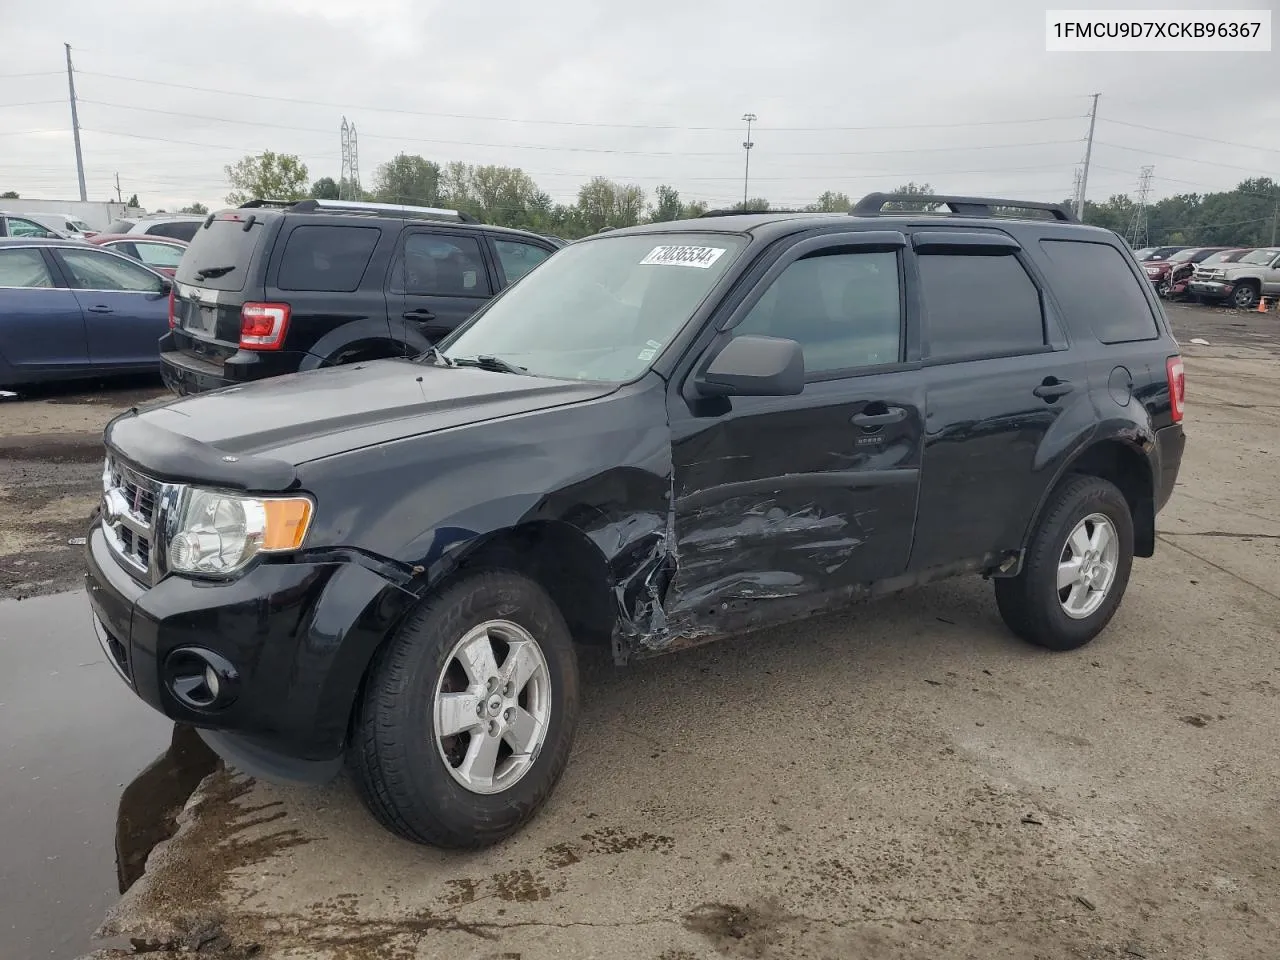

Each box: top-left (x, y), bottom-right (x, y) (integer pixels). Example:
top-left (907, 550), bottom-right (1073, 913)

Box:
top-left (64, 43), bottom-right (87, 202)
top-left (741, 113), bottom-right (756, 210)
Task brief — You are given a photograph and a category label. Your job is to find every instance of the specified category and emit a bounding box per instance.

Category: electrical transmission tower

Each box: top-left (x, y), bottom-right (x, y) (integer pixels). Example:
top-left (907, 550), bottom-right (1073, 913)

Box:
top-left (1071, 166), bottom-right (1083, 215)
top-left (1127, 165), bottom-right (1154, 249)
top-left (339, 117), bottom-right (361, 199)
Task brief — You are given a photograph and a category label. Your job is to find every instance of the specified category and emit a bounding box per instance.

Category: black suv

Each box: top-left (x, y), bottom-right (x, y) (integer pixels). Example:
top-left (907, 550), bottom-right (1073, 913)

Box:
top-left (158, 199), bottom-right (560, 395)
top-left (85, 193), bottom-right (1186, 848)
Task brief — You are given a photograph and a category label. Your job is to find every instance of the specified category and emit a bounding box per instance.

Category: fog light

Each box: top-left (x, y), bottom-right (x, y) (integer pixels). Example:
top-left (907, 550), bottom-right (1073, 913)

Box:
top-left (163, 647), bottom-right (240, 710)
top-left (204, 664), bottom-right (221, 700)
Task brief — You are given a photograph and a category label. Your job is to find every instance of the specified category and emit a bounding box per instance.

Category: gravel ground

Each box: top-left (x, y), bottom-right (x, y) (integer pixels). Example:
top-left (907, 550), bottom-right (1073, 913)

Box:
top-left (49, 302), bottom-right (1279, 960)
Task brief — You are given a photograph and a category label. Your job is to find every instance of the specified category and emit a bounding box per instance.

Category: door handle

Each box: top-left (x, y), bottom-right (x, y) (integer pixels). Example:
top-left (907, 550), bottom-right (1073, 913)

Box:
top-left (86, 305), bottom-right (113, 314)
top-left (403, 308), bottom-right (436, 321)
top-left (851, 406), bottom-right (906, 427)
top-left (1033, 378), bottom-right (1074, 401)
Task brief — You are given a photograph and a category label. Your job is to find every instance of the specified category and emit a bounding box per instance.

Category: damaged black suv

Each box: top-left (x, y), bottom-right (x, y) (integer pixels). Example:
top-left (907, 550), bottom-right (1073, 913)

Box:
top-left (85, 194), bottom-right (1186, 848)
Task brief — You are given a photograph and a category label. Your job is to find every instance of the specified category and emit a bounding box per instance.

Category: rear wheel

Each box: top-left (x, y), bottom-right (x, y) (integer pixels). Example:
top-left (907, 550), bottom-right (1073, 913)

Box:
top-left (995, 475), bottom-right (1134, 651)
top-left (1232, 283), bottom-right (1259, 310)
top-left (349, 570), bottom-right (580, 847)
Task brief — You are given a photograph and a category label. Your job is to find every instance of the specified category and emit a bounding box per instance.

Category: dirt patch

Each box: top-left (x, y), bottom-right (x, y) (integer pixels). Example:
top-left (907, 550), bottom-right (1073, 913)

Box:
top-left (682, 901), bottom-right (789, 958)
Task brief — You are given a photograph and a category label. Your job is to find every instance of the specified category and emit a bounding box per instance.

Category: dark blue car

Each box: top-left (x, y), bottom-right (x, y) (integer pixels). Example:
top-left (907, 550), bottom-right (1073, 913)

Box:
top-left (0, 237), bottom-right (172, 387)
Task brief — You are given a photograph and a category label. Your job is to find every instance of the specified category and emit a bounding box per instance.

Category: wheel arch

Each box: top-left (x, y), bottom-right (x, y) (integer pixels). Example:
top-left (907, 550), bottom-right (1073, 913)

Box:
top-left (1021, 435), bottom-right (1156, 561)
top-left (296, 316), bottom-right (408, 371)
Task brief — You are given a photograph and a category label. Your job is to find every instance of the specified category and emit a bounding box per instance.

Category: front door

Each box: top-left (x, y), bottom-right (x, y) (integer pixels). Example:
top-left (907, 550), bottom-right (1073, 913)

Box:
top-left (666, 233), bottom-right (923, 636)
top-left (0, 247), bottom-right (89, 376)
top-left (1262, 251), bottom-right (1280, 297)
top-left (52, 247), bottom-right (169, 368)
top-left (389, 229), bottom-right (494, 349)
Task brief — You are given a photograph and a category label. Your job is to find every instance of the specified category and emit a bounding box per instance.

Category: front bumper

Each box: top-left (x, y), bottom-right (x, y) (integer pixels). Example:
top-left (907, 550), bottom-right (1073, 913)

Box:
top-left (1187, 281), bottom-right (1232, 299)
top-left (84, 524), bottom-right (401, 779)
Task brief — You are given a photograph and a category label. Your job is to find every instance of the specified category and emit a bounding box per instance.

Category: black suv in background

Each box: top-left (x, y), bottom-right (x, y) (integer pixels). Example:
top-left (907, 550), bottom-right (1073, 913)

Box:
top-left (159, 199), bottom-right (559, 395)
top-left (87, 193), bottom-right (1185, 848)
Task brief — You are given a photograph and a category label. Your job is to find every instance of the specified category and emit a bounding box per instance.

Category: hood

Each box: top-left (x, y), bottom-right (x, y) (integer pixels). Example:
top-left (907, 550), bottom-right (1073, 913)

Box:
top-left (111, 359), bottom-right (617, 479)
top-left (1143, 260), bottom-right (1173, 276)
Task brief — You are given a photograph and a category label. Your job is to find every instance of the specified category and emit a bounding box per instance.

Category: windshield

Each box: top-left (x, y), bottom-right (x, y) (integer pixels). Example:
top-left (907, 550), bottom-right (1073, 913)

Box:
top-left (1200, 251), bottom-right (1230, 265)
top-left (1239, 248), bottom-right (1279, 265)
top-left (441, 233), bottom-right (745, 382)
top-left (1168, 249), bottom-right (1196, 262)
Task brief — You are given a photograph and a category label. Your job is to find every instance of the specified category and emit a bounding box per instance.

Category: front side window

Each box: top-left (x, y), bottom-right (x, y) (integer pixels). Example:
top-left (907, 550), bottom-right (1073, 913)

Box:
top-left (0, 248), bottom-right (55, 288)
top-left (57, 248), bottom-right (164, 292)
top-left (443, 232), bottom-right (745, 382)
top-left (493, 239), bottom-right (552, 284)
top-left (732, 250), bottom-right (902, 373)
top-left (918, 253), bottom-right (1045, 360)
top-left (394, 233), bottom-right (491, 297)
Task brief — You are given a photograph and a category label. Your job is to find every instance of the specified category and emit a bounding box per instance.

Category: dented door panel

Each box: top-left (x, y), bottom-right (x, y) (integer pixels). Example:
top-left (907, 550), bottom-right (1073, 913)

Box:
top-left (663, 370), bottom-right (924, 643)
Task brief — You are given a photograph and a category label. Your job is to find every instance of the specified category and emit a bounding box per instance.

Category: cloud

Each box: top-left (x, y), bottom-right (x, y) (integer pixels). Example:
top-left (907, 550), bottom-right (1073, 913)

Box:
top-left (2, 0), bottom-right (1275, 212)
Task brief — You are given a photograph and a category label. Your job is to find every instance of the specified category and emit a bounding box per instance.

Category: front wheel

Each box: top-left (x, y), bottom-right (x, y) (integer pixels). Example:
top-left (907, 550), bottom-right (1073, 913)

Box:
top-left (995, 475), bottom-right (1134, 651)
top-left (1232, 284), bottom-right (1259, 310)
top-left (349, 570), bottom-right (580, 847)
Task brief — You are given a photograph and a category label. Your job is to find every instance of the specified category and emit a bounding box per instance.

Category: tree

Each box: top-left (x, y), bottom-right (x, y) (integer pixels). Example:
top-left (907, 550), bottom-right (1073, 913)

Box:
top-left (0, 190), bottom-right (18, 199)
top-left (373, 154), bottom-right (442, 206)
top-left (805, 191), bottom-right (851, 213)
top-left (309, 177), bottom-right (339, 200)
top-left (181, 202), bottom-right (208, 215)
top-left (575, 177), bottom-right (646, 233)
top-left (649, 184), bottom-right (684, 223)
top-left (733, 197), bottom-right (771, 211)
top-left (881, 182), bottom-right (935, 212)
top-left (126, 193), bottom-right (139, 207)
top-left (224, 151), bottom-right (309, 205)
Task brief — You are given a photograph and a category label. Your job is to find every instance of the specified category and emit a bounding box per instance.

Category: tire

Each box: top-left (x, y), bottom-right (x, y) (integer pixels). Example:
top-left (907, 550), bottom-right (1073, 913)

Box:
top-left (995, 475), bottom-right (1134, 652)
top-left (348, 570), bottom-right (580, 847)
top-left (1232, 283), bottom-right (1259, 310)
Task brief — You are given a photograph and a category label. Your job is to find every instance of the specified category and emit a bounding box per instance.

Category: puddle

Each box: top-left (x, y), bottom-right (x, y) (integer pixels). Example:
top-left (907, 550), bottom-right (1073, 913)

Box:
top-left (0, 591), bottom-right (186, 960)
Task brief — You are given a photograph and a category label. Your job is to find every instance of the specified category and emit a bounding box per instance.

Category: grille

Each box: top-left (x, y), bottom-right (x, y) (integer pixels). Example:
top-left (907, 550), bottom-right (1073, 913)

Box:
top-left (102, 456), bottom-right (161, 581)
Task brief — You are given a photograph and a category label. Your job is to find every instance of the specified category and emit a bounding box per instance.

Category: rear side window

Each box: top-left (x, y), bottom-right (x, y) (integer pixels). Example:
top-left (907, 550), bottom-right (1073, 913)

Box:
top-left (493, 239), bottom-right (551, 284)
top-left (917, 253), bottom-right (1045, 359)
top-left (277, 225), bottom-right (380, 292)
top-left (392, 233), bottom-right (492, 297)
top-left (1038, 240), bottom-right (1158, 344)
top-left (175, 218), bottom-right (266, 292)
top-left (0, 248), bottom-right (55, 288)
top-left (146, 221), bottom-right (200, 242)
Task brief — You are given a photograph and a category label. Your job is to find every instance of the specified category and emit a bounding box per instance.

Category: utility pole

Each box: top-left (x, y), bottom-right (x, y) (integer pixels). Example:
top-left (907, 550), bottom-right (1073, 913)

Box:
top-left (1075, 93), bottom-right (1100, 221)
top-left (64, 43), bottom-right (87, 202)
top-left (741, 113), bottom-right (756, 210)
top-left (114, 172), bottom-right (122, 204)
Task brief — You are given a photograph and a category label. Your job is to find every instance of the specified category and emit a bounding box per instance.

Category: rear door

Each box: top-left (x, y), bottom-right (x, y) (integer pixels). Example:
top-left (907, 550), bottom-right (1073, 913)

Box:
top-left (389, 228), bottom-right (493, 347)
top-left (908, 230), bottom-right (1087, 571)
top-left (0, 246), bottom-right (89, 376)
top-left (52, 246), bottom-right (169, 368)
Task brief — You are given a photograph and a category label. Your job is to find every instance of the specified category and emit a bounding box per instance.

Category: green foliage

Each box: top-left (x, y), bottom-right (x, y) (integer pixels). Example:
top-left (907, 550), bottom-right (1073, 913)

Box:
top-left (805, 191), bottom-right (851, 213)
top-left (181, 202), bottom-right (208, 215)
top-left (881, 182), bottom-right (936, 211)
top-left (126, 193), bottom-right (139, 207)
top-left (224, 151), bottom-right (309, 205)
top-left (575, 177), bottom-right (646, 233)
top-left (0, 190), bottom-right (18, 199)
top-left (1087, 178), bottom-right (1280, 246)
top-left (373, 154), bottom-right (441, 206)
top-left (733, 197), bottom-right (771, 211)
top-left (309, 177), bottom-right (340, 200)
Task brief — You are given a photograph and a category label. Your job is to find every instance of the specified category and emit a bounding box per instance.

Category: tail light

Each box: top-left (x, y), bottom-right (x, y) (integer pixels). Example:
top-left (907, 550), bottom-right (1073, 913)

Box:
top-left (1166, 356), bottom-right (1185, 423)
top-left (167, 285), bottom-right (176, 328)
top-left (239, 302), bottom-right (291, 350)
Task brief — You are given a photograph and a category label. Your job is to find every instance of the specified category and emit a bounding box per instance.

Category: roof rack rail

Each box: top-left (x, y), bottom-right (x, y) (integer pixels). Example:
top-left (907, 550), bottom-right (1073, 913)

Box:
top-left (850, 192), bottom-right (1077, 223)
top-left (283, 198), bottom-right (478, 223)
top-left (238, 199), bottom-right (296, 209)
top-left (698, 207), bottom-right (805, 218)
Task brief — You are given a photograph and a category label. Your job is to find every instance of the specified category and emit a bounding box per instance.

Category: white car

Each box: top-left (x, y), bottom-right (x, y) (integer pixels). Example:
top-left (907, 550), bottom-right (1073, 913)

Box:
top-left (102, 214), bottom-right (205, 243)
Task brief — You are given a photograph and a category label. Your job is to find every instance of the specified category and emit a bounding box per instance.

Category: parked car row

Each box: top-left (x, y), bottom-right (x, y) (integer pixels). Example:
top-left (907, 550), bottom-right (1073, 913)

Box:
top-left (1132, 243), bottom-right (1280, 308)
top-left (0, 200), bottom-right (562, 390)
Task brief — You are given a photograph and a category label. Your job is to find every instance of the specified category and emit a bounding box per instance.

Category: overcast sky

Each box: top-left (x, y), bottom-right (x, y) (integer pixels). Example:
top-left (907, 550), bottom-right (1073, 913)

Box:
top-left (2, 0), bottom-right (1277, 215)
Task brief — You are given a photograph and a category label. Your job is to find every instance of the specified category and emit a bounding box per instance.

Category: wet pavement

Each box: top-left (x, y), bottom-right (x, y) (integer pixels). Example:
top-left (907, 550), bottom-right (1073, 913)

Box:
top-left (0, 591), bottom-right (174, 960)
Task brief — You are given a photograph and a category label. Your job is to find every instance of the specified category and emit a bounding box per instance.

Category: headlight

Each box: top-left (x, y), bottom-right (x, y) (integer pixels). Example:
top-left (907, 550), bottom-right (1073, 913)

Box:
top-left (167, 488), bottom-right (313, 576)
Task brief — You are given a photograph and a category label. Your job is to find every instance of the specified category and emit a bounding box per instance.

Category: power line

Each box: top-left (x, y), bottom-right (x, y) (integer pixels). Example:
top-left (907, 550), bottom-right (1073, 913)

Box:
top-left (74, 69), bottom-right (1086, 134)
top-left (1094, 141), bottom-right (1276, 177)
top-left (1097, 117), bottom-right (1280, 157)
top-left (1092, 164), bottom-right (1279, 200)
top-left (0, 99), bottom-right (64, 108)
top-left (0, 70), bottom-right (62, 79)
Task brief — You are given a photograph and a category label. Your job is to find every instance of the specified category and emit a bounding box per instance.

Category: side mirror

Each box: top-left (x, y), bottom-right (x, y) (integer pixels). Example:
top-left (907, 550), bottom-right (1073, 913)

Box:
top-left (158, 278), bottom-right (173, 294)
top-left (695, 335), bottom-right (804, 398)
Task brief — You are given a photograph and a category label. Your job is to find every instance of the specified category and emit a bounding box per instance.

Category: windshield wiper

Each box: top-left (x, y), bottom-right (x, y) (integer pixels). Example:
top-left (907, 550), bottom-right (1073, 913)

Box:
top-left (413, 345), bottom-right (453, 367)
top-left (194, 265), bottom-right (236, 280)
top-left (450, 355), bottom-right (527, 374)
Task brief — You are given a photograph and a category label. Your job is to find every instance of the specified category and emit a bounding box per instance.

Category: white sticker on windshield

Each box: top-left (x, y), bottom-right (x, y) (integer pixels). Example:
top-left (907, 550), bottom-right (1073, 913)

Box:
top-left (640, 245), bottom-right (726, 269)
